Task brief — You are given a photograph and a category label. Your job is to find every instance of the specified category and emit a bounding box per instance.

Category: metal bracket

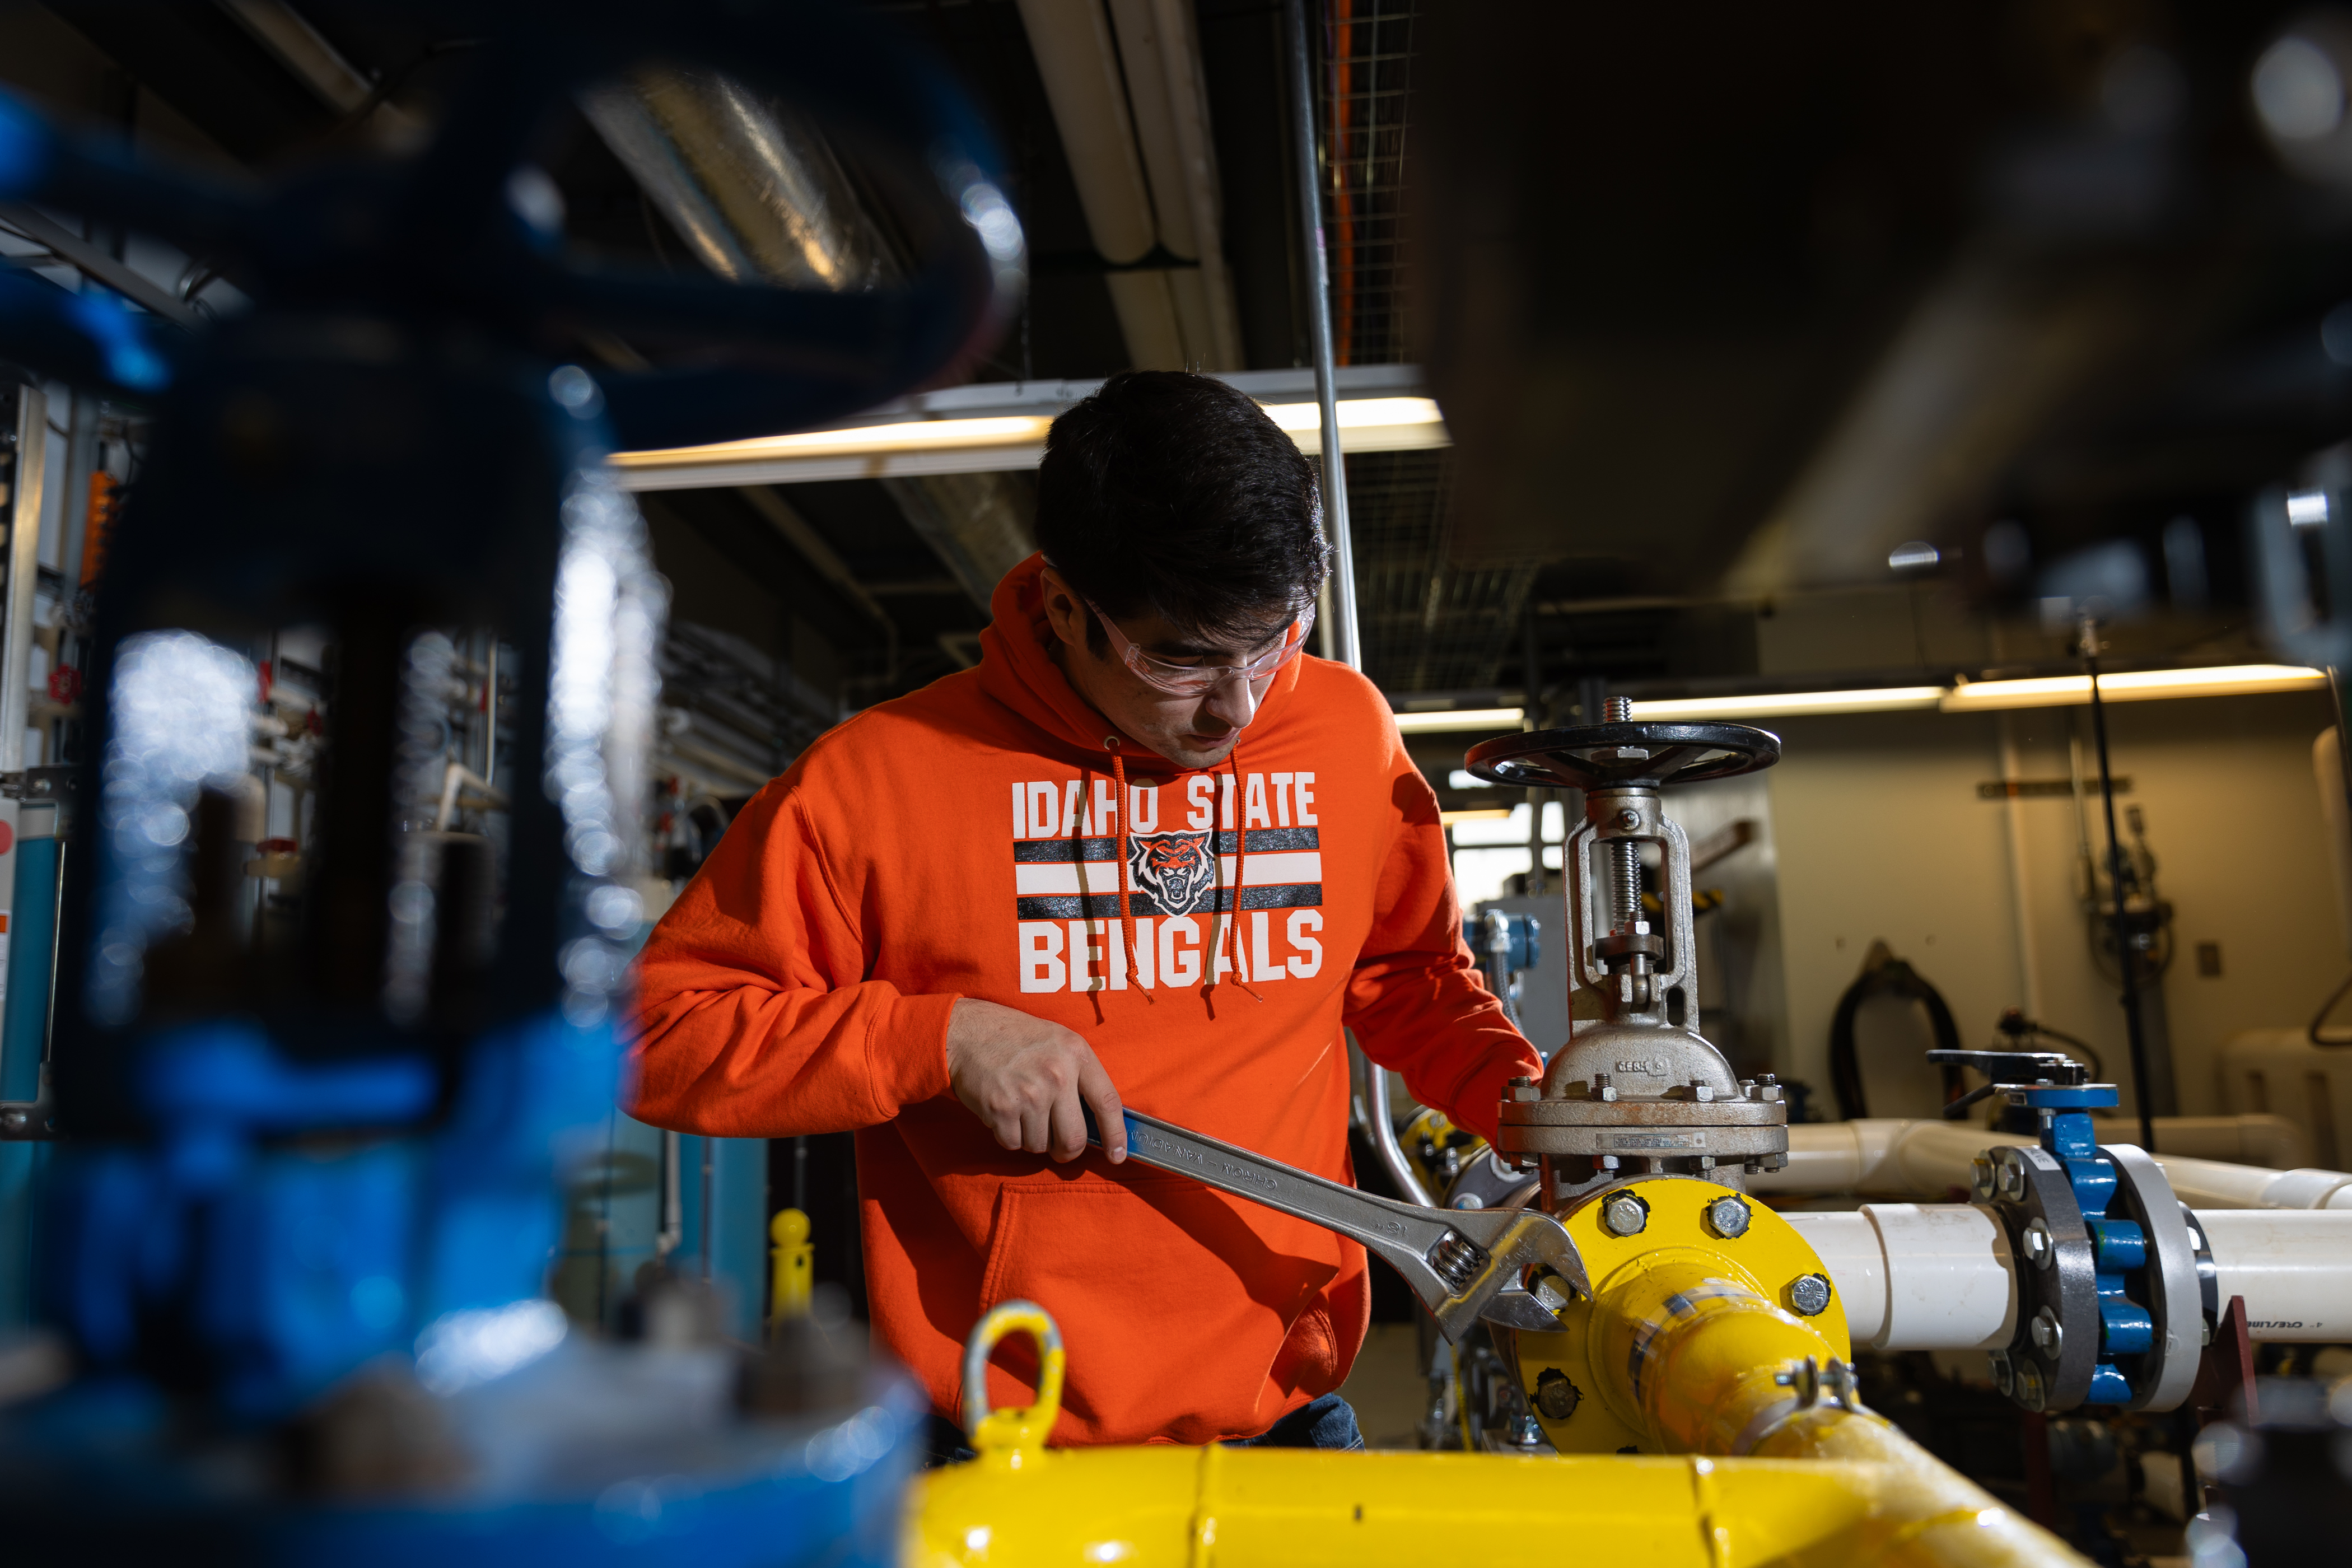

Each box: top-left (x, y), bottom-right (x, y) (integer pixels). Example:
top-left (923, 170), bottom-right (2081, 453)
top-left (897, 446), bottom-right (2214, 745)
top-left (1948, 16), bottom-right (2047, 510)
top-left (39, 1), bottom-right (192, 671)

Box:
top-left (0, 766), bottom-right (77, 802)
top-left (0, 1065), bottom-right (56, 1140)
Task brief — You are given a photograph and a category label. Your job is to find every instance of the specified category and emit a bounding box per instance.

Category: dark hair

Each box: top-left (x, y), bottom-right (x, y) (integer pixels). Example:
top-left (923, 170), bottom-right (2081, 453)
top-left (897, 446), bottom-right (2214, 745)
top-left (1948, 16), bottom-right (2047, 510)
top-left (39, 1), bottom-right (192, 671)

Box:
top-left (1035, 371), bottom-right (1327, 650)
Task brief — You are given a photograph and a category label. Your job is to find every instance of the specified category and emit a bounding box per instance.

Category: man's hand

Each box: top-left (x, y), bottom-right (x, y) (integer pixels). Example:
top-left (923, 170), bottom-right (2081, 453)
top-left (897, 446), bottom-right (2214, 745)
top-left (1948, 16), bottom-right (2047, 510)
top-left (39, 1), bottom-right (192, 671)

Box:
top-left (944, 998), bottom-right (1126, 1163)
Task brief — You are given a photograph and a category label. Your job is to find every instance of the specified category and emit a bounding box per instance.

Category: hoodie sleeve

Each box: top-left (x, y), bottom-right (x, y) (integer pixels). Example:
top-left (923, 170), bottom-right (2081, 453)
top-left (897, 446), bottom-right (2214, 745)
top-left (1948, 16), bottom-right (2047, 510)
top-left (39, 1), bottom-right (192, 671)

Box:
top-left (626, 780), bottom-right (957, 1137)
top-left (1342, 744), bottom-right (1542, 1146)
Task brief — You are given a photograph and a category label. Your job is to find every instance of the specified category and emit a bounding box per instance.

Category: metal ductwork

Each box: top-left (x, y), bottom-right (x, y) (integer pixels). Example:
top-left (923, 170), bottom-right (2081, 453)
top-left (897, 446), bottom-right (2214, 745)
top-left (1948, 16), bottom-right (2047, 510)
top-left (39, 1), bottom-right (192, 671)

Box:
top-left (583, 67), bottom-right (1038, 660)
top-left (580, 68), bottom-right (886, 290)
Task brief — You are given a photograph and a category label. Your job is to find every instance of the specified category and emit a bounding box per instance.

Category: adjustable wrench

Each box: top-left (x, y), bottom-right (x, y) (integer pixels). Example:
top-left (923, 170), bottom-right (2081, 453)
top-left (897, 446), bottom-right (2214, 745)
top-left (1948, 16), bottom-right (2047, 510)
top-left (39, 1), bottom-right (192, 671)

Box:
top-left (1086, 1105), bottom-right (1588, 1341)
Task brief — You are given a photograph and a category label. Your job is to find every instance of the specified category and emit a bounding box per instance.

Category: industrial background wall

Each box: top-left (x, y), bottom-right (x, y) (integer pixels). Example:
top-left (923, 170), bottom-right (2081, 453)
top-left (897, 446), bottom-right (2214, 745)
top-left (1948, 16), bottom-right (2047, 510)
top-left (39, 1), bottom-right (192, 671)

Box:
top-left (1766, 693), bottom-right (2345, 1119)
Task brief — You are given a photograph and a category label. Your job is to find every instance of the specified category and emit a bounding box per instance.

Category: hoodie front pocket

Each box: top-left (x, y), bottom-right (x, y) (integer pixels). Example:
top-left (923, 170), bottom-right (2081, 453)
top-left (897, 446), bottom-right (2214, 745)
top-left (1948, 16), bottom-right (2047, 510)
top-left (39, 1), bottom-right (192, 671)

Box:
top-left (967, 1176), bottom-right (1340, 1445)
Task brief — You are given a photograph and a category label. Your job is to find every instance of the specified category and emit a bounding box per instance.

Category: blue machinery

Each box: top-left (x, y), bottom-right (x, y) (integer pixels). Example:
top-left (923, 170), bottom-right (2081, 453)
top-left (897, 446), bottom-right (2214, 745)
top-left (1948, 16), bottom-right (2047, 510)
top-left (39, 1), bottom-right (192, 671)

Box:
top-left (0, 3), bottom-right (1019, 1558)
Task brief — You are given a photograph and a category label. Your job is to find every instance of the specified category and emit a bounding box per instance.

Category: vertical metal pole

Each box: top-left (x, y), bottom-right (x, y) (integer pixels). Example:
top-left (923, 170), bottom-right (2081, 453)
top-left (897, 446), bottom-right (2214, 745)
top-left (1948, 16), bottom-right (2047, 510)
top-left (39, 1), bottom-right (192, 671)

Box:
top-left (1524, 606), bottom-right (1546, 895)
top-left (2080, 621), bottom-right (2157, 1152)
top-left (1282, 0), bottom-right (1359, 671)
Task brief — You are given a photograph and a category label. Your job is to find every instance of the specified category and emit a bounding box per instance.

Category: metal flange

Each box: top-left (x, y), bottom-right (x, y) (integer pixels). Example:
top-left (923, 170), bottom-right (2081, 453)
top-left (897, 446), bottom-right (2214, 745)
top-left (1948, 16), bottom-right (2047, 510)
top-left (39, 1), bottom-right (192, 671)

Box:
top-left (1981, 1145), bottom-right (2099, 1411)
top-left (2104, 1145), bottom-right (2202, 1412)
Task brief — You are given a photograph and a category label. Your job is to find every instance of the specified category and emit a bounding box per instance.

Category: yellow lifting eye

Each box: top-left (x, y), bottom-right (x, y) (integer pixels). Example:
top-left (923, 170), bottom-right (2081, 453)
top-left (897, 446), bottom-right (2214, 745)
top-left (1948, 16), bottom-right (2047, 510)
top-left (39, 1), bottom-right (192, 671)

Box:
top-left (962, 1300), bottom-right (1067, 1462)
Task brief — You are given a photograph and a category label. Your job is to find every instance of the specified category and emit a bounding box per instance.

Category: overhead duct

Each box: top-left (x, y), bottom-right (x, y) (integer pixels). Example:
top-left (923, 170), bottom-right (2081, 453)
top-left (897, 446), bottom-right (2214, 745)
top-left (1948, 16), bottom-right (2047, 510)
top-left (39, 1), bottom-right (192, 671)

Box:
top-left (585, 68), bottom-right (1037, 633)
top-left (1015, 0), bottom-right (1242, 370)
top-left (881, 473), bottom-right (1039, 609)
top-left (580, 68), bottom-right (886, 290)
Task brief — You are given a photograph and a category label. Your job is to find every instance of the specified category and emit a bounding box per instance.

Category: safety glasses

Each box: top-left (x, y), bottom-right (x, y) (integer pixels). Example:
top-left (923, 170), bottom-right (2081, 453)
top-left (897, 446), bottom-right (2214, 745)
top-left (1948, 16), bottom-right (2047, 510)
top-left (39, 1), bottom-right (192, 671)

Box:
top-left (1085, 598), bottom-right (1316, 698)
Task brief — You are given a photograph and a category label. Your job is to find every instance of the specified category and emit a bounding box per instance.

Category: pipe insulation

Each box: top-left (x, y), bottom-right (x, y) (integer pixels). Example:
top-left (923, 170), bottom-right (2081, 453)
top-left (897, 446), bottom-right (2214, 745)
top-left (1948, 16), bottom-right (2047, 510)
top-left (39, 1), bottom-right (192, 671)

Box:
top-left (1785, 1204), bottom-right (2352, 1347)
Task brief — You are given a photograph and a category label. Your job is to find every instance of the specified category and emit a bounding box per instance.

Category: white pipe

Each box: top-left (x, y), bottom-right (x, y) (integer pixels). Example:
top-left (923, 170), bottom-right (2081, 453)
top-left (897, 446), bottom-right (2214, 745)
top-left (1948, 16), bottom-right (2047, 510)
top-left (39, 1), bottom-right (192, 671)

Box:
top-left (1104, 0), bottom-right (1245, 368)
top-left (2200, 1210), bottom-right (2352, 1338)
top-left (2156, 1156), bottom-right (2352, 1211)
top-left (1014, 0), bottom-right (1189, 368)
top-left (1788, 1205), bottom-right (2352, 1348)
top-left (1756, 1117), bottom-right (2326, 1205)
top-left (1786, 1205), bottom-right (2017, 1352)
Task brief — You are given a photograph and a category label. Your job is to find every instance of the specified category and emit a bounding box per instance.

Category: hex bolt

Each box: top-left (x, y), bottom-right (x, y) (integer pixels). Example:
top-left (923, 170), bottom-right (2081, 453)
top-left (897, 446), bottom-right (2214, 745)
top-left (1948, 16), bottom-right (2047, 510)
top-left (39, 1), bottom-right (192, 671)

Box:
top-left (1995, 1159), bottom-right (2026, 1202)
top-left (1600, 1191), bottom-right (1650, 1238)
top-left (2021, 1219), bottom-right (2054, 1268)
top-left (1987, 1350), bottom-right (2014, 1398)
top-left (1533, 1368), bottom-right (1580, 1421)
top-left (1507, 1076), bottom-right (1538, 1103)
top-left (2012, 1359), bottom-right (2047, 1412)
top-left (1970, 1158), bottom-right (1996, 1203)
top-left (2031, 1306), bottom-right (2064, 1356)
top-left (1704, 1193), bottom-right (1752, 1239)
top-left (1788, 1273), bottom-right (1833, 1317)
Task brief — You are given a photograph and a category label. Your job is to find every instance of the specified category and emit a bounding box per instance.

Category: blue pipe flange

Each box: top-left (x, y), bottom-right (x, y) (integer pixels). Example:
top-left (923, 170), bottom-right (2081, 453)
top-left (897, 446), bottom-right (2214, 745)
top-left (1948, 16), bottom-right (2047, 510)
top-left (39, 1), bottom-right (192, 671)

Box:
top-left (2101, 1144), bottom-right (2202, 1412)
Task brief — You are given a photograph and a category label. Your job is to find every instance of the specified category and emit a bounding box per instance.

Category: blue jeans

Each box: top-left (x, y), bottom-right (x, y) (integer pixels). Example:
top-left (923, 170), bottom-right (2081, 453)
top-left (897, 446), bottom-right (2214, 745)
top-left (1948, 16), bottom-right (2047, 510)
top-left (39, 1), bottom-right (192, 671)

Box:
top-left (1224, 1392), bottom-right (1366, 1451)
top-left (924, 1392), bottom-right (1365, 1467)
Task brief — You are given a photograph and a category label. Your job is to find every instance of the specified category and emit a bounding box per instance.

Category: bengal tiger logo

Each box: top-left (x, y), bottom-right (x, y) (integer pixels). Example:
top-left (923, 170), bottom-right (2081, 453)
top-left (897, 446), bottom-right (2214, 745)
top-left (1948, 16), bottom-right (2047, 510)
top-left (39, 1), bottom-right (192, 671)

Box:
top-left (1127, 830), bottom-right (1220, 916)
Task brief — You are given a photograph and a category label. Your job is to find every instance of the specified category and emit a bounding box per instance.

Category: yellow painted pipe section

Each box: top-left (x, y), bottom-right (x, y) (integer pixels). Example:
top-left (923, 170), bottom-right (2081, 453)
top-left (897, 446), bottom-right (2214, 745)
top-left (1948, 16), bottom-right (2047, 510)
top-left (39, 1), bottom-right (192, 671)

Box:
top-left (907, 1444), bottom-right (2097, 1568)
top-left (1515, 1177), bottom-right (1852, 1454)
top-left (916, 1201), bottom-right (2092, 1568)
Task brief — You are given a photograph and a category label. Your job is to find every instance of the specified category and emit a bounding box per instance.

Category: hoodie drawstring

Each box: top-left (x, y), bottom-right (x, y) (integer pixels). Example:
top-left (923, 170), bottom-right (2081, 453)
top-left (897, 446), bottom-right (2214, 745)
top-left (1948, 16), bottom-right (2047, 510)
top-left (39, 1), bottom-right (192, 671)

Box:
top-left (1210, 744), bottom-right (1263, 1004)
top-left (1105, 738), bottom-right (1153, 1003)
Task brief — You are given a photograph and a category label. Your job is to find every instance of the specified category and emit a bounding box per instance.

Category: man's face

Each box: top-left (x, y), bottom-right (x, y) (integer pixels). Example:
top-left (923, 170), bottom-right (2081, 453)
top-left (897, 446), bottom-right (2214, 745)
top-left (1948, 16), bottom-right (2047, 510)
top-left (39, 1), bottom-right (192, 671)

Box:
top-left (1039, 567), bottom-right (1295, 770)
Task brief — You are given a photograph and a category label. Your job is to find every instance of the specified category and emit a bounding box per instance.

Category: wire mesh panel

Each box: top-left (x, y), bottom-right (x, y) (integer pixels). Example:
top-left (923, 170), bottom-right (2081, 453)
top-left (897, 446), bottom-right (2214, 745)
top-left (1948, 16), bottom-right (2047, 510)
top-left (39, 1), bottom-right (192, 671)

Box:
top-left (1348, 447), bottom-right (1537, 693)
top-left (1319, 0), bottom-right (1420, 368)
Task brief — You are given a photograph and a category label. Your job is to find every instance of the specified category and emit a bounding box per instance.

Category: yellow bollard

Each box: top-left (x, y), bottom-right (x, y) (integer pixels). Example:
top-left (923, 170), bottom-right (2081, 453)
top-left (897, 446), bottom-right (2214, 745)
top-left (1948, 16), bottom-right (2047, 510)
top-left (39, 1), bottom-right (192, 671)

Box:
top-left (769, 1207), bottom-right (812, 1327)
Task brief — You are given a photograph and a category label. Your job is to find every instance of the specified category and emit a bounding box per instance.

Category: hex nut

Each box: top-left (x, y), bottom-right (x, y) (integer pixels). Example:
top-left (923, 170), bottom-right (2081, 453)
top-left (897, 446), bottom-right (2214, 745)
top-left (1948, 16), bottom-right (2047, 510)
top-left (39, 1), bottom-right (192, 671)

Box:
top-left (1534, 1368), bottom-right (1581, 1421)
top-left (1600, 1192), bottom-right (1650, 1238)
top-left (2021, 1219), bottom-right (2054, 1268)
top-left (1995, 1159), bottom-right (2026, 1201)
top-left (1703, 1194), bottom-right (1752, 1240)
top-left (1987, 1350), bottom-right (2014, 1398)
top-left (1788, 1273), bottom-right (1833, 1317)
top-left (2030, 1306), bottom-right (2064, 1356)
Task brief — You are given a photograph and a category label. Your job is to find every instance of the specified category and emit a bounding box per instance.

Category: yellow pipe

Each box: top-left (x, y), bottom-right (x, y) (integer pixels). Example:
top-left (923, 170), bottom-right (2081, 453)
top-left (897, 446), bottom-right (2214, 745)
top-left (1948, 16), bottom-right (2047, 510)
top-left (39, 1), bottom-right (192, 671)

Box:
top-left (913, 1200), bottom-right (2094, 1568)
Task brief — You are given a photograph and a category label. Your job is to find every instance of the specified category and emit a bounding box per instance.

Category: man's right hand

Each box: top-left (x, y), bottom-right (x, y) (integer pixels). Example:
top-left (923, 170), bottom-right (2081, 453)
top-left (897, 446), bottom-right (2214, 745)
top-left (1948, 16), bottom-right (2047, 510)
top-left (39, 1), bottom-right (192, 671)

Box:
top-left (943, 998), bottom-right (1128, 1164)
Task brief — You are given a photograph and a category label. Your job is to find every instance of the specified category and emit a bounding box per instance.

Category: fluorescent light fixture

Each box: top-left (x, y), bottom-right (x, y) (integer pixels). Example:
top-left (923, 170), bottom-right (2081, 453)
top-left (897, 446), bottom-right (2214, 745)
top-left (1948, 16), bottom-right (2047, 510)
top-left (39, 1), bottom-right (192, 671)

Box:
top-left (1628, 687), bottom-right (1945, 721)
top-left (1447, 769), bottom-right (1498, 789)
top-left (611, 414), bottom-right (1054, 471)
top-left (1440, 809), bottom-right (1514, 825)
top-left (610, 391), bottom-right (1448, 489)
top-left (2289, 490), bottom-right (2330, 528)
top-left (1260, 397), bottom-right (1446, 434)
top-left (1393, 706), bottom-right (1524, 734)
top-left (1940, 664), bottom-right (2326, 712)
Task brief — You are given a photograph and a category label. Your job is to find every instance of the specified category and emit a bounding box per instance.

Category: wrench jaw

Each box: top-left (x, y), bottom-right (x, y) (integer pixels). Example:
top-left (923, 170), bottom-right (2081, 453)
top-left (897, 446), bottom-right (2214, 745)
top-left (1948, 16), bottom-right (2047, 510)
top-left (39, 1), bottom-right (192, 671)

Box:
top-left (1419, 1210), bottom-right (1592, 1342)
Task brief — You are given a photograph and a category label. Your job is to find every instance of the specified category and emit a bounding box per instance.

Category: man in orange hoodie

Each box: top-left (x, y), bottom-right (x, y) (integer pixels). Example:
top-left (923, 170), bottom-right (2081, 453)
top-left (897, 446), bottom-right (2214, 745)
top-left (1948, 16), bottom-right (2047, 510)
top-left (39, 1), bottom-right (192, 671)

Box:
top-left (630, 371), bottom-right (1540, 1453)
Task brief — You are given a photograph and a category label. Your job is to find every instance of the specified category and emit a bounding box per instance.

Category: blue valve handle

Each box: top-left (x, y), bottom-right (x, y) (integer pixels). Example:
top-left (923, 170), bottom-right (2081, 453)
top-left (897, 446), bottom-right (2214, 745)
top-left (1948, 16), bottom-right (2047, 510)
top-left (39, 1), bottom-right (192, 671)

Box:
top-left (0, 0), bottom-right (1023, 442)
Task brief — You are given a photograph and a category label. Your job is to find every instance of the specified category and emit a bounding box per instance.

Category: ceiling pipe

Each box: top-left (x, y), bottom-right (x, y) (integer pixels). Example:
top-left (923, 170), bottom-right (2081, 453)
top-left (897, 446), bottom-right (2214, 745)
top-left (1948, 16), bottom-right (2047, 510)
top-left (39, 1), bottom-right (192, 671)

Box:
top-left (1014, 0), bottom-right (1240, 371)
top-left (1105, 0), bottom-right (1244, 368)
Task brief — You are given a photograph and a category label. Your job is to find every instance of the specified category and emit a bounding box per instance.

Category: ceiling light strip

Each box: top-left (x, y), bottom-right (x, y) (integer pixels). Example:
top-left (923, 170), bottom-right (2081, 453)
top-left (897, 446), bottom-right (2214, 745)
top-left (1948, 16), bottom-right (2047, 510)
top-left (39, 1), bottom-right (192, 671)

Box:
top-left (610, 396), bottom-right (1448, 489)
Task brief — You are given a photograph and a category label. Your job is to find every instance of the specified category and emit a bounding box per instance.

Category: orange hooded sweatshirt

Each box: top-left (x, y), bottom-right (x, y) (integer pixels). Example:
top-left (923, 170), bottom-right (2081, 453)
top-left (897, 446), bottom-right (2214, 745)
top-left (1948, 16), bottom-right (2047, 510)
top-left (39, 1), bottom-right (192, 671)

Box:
top-left (628, 554), bottom-right (1539, 1445)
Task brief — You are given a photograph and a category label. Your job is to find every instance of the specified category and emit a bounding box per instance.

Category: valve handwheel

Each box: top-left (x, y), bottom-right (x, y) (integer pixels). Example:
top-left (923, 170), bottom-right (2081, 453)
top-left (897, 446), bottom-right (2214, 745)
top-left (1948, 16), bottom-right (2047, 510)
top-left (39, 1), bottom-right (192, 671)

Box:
top-left (1466, 722), bottom-right (1781, 792)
